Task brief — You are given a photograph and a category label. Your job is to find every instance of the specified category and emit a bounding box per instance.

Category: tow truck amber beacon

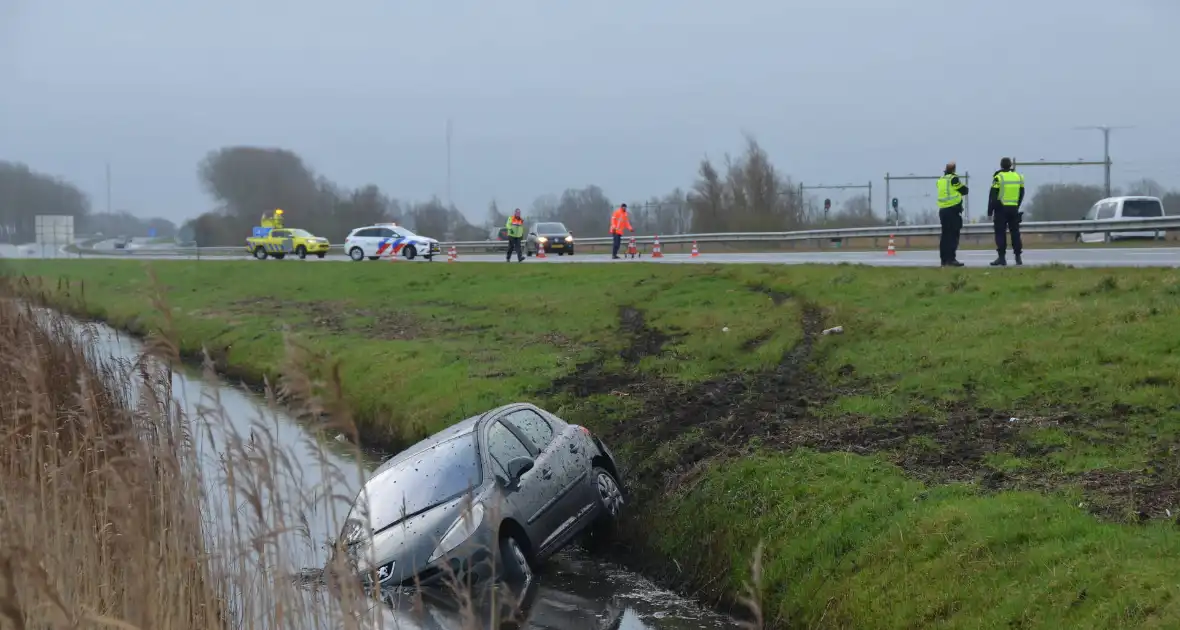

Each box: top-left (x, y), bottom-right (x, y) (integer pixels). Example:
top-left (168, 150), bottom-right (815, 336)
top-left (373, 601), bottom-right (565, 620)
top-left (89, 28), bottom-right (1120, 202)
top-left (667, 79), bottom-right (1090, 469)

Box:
top-left (245, 209), bottom-right (331, 260)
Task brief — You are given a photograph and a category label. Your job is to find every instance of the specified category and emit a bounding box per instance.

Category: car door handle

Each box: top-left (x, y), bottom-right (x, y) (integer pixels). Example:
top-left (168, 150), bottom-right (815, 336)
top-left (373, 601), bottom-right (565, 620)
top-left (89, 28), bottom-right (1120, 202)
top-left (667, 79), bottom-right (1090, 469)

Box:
top-left (540, 468), bottom-right (552, 480)
top-left (569, 443), bottom-right (579, 454)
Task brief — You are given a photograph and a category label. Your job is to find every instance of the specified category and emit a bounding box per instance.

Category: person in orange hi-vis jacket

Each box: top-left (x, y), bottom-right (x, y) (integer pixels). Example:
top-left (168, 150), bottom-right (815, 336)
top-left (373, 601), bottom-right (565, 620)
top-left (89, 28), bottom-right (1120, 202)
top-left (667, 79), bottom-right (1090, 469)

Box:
top-left (609, 204), bottom-right (634, 259)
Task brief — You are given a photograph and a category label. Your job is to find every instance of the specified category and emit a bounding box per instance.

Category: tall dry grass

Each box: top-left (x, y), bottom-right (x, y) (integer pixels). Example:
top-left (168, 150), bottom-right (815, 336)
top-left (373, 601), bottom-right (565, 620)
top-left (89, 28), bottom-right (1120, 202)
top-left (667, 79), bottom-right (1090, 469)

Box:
top-left (0, 297), bottom-right (233, 628)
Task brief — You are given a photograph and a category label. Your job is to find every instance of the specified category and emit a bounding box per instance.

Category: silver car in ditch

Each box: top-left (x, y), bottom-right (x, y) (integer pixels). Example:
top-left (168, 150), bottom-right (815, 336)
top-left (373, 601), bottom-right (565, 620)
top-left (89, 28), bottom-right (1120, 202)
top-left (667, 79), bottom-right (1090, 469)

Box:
top-left (337, 403), bottom-right (626, 591)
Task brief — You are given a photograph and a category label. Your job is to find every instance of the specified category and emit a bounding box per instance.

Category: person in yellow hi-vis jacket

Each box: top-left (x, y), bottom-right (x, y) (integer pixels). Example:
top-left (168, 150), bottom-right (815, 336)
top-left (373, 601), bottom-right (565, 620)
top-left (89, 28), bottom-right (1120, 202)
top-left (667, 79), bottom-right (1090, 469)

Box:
top-left (936, 161), bottom-right (969, 267)
top-left (505, 209), bottom-right (525, 262)
top-left (989, 157), bottom-right (1026, 266)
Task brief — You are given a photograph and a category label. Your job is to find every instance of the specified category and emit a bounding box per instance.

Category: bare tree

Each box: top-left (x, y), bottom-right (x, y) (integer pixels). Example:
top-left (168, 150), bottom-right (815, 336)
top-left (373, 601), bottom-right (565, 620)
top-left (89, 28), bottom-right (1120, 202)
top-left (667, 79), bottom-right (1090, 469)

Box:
top-left (486, 199), bottom-right (506, 230)
top-left (689, 158), bottom-right (726, 232)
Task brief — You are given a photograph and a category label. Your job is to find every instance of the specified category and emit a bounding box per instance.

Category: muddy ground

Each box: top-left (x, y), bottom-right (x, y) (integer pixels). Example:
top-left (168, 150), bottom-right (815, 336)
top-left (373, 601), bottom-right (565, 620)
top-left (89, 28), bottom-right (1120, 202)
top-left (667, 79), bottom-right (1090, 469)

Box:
top-left (546, 286), bottom-right (1180, 589)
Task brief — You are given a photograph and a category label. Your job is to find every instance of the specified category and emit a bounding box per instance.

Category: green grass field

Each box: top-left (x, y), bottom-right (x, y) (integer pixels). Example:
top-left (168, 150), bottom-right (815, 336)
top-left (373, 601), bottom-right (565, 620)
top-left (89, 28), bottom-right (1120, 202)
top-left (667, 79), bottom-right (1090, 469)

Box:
top-left (4, 258), bottom-right (1180, 628)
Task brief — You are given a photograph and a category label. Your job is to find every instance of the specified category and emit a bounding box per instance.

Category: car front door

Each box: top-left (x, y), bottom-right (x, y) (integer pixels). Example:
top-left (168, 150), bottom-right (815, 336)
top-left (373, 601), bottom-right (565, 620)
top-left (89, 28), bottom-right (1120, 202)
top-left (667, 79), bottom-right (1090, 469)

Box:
top-left (502, 408), bottom-right (593, 553)
top-left (484, 419), bottom-right (559, 545)
top-left (371, 228), bottom-right (395, 256)
top-left (270, 230), bottom-right (292, 253)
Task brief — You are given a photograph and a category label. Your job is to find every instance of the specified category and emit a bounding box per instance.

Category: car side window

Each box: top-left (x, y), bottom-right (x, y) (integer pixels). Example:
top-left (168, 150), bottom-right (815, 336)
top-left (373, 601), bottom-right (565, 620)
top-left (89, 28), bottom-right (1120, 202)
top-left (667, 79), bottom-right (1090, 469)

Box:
top-left (355, 228), bottom-right (374, 238)
top-left (504, 409), bottom-right (555, 452)
top-left (1097, 202), bottom-right (1116, 220)
top-left (272, 230), bottom-right (288, 238)
top-left (1084, 204), bottom-right (1099, 220)
top-left (487, 421), bottom-right (532, 477)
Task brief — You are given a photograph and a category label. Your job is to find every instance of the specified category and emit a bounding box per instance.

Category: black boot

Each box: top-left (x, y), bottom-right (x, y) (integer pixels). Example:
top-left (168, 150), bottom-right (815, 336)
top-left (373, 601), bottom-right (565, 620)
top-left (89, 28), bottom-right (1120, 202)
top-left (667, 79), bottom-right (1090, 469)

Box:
top-left (1015, 253), bottom-right (1023, 266)
top-left (948, 260), bottom-right (964, 267)
top-left (990, 256), bottom-right (1006, 267)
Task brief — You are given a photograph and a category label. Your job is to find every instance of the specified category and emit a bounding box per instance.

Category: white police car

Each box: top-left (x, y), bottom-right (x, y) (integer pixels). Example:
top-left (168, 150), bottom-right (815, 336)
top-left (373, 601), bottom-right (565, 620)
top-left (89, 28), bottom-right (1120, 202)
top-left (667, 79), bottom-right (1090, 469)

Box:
top-left (344, 224), bottom-right (442, 262)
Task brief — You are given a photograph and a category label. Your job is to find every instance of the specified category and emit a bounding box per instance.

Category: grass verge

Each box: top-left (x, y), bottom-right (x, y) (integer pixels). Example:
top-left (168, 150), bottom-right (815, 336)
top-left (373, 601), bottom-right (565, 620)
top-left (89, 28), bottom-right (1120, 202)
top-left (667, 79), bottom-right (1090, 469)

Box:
top-left (5, 258), bottom-right (1180, 628)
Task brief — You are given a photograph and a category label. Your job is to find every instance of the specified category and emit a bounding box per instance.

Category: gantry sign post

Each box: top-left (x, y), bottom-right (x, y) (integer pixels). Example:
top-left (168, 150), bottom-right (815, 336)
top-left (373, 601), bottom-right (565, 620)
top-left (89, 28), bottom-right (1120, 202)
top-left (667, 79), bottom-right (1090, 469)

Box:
top-left (798, 181), bottom-right (873, 222)
top-left (1009, 158), bottom-right (1109, 193)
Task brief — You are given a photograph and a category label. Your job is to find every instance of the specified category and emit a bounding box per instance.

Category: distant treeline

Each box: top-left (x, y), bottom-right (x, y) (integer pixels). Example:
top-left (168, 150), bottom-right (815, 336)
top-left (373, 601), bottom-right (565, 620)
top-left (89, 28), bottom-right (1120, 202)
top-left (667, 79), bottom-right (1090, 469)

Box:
top-left (0, 161), bottom-right (177, 243)
top-left (4, 140), bottom-right (1179, 246)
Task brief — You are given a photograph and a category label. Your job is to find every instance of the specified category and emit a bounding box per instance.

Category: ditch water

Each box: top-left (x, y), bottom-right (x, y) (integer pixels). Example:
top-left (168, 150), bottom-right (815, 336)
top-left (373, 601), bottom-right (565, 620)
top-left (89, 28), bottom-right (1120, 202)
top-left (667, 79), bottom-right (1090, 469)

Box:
top-left (79, 315), bottom-right (739, 629)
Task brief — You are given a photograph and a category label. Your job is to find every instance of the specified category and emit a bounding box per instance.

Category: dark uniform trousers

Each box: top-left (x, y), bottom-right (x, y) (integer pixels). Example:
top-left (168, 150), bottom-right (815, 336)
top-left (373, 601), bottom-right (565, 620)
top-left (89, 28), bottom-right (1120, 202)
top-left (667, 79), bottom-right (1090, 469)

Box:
top-left (938, 205), bottom-right (964, 263)
top-left (506, 236), bottom-right (523, 261)
top-left (993, 206), bottom-right (1023, 255)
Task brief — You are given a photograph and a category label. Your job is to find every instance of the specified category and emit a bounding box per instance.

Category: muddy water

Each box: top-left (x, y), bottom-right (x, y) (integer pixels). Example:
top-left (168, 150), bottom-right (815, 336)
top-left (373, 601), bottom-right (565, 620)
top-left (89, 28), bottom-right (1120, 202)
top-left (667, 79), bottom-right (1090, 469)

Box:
top-left (80, 317), bottom-right (738, 629)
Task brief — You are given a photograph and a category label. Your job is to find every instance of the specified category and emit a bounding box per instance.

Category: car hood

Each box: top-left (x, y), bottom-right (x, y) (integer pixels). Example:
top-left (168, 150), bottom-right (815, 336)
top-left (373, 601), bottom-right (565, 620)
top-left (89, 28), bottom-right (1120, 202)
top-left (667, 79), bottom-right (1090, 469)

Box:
top-left (349, 495), bottom-right (475, 584)
top-left (409, 236), bottom-right (438, 244)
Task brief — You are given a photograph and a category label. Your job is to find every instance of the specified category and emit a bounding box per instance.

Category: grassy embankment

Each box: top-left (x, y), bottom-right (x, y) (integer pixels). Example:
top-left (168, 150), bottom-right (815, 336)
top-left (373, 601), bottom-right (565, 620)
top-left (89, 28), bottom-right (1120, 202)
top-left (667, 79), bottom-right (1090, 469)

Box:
top-left (5, 258), bottom-right (1180, 628)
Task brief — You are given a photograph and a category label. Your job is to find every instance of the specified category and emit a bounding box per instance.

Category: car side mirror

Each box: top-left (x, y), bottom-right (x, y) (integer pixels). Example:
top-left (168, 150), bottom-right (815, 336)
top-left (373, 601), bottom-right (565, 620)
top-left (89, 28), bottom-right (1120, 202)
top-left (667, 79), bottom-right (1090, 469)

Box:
top-left (528, 232), bottom-right (537, 237)
top-left (505, 456), bottom-right (534, 482)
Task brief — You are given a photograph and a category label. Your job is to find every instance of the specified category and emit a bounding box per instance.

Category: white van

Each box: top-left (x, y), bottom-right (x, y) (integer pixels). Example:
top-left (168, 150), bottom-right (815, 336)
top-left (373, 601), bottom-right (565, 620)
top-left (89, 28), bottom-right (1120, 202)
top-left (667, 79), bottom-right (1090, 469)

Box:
top-left (1077, 196), bottom-right (1166, 243)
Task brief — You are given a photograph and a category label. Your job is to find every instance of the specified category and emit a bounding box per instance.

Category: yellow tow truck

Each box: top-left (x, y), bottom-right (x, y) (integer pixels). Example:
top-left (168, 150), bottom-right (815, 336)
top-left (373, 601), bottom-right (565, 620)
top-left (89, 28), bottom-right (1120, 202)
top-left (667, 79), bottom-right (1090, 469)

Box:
top-left (246, 209), bottom-right (331, 260)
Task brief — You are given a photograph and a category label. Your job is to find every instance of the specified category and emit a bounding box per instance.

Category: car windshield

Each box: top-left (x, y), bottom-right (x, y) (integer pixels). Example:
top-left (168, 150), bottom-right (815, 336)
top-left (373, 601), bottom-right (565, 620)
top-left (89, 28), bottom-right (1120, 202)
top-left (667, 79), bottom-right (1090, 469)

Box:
top-left (349, 434), bottom-right (482, 534)
top-left (1122, 199), bottom-right (1163, 218)
top-left (288, 229), bottom-right (314, 237)
top-left (536, 223), bottom-right (566, 234)
top-left (394, 227), bottom-right (421, 238)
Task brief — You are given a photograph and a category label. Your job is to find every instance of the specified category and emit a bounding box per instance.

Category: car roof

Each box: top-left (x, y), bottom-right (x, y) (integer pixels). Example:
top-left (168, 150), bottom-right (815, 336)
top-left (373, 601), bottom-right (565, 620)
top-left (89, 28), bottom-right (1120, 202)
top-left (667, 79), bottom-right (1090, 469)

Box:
top-left (370, 403), bottom-right (544, 474)
top-left (1099, 196), bottom-right (1162, 203)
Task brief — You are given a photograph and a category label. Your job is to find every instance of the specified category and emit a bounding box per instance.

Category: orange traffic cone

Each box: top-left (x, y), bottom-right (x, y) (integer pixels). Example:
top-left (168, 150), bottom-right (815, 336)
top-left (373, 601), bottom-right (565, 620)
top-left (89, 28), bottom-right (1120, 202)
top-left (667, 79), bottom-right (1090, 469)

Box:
top-left (886, 235), bottom-right (896, 256)
top-left (536, 240), bottom-right (547, 259)
top-left (627, 237), bottom-right (638, 259)
top-left (651, 236), bottom-right (664, 258)
top-left (447, 245), bottom-right (457, 262)
top-left (691, 241), bottom-right (699, 257)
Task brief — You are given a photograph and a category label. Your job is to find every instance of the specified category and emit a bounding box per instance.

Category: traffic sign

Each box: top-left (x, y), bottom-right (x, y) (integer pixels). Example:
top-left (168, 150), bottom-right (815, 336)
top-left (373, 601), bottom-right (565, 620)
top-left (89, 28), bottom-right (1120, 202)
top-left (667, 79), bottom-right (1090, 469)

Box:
top-left (823, 198), bottom-right (831, 211)
top-left (891, 197), bottom-right (899, 209)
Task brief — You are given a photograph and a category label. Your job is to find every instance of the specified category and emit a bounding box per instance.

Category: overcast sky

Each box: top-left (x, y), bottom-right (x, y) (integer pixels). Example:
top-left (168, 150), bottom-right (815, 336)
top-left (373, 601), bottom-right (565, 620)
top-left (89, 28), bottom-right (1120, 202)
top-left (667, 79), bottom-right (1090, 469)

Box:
top-left (3, 0), bottom-right (1179, 225)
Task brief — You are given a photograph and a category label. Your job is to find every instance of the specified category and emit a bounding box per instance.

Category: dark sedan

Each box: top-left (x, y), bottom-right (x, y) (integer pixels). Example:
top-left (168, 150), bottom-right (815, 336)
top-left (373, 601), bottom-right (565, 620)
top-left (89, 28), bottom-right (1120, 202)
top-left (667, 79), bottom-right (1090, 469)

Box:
top-left (527, 222), bottom-right (575, 256)
top-left (337, 403), bottom-right (625, 593)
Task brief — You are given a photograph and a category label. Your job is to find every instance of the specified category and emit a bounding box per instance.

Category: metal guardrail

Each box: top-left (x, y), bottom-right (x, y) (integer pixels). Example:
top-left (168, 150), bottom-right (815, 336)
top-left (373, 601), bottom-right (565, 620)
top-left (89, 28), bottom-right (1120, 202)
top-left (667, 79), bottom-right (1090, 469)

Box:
top-left (69, 216), bottom-right (1180, 258)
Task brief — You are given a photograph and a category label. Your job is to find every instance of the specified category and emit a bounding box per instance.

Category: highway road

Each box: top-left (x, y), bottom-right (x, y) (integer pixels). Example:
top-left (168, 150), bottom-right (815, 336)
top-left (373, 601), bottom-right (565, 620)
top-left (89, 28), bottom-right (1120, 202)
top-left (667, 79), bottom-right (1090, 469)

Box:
top-left (6, 241), bottom-right (1180, 267)
top-left (23, 247), bottom-right (1180, 267)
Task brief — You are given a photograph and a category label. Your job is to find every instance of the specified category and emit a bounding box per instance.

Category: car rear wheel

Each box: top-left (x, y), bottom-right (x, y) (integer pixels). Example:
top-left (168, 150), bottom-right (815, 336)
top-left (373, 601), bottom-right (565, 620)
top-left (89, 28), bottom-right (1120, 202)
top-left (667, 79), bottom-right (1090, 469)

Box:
top-left (296, 245), bottom-right (308, 259)
top-left (593, 467), bottom-right (625, 522)
top-left (349, 247), bottom-right (365, 261)
top-left (253, 247), bottom-right (267, 260)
